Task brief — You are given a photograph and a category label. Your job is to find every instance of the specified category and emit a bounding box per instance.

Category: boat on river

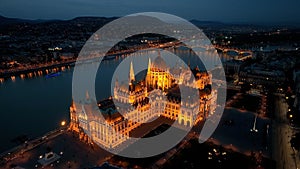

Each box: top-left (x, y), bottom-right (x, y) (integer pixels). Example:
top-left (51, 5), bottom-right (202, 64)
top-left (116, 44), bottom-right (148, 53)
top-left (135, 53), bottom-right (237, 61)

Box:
top-left (45, 72), bottom-right (61, 79)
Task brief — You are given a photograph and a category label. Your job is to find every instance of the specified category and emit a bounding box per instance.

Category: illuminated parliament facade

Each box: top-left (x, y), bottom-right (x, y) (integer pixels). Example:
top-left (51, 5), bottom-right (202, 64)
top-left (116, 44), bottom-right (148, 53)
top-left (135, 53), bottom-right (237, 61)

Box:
top-left (69, 54), bottom-right (217, 150)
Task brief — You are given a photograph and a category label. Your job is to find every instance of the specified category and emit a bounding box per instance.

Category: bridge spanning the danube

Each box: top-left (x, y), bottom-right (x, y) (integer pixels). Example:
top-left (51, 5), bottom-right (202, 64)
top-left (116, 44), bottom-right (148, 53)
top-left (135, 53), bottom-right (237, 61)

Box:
top-left (214, 45), bottom-right (253, 55)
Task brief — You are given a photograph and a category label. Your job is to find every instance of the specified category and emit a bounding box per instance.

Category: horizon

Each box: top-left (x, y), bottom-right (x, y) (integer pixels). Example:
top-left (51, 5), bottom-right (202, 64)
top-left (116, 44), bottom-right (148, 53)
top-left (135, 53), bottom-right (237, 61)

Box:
top-left (1, 14), bottom-right (300, 27)
top-left (1, 0), bottom-right (300, 25)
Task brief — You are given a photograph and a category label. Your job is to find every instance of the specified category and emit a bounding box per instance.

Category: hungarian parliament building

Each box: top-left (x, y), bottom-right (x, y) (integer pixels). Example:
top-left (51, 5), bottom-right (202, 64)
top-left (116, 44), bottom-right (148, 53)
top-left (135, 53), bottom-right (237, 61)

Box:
top-left (69, 53), bottom-right (217, 150)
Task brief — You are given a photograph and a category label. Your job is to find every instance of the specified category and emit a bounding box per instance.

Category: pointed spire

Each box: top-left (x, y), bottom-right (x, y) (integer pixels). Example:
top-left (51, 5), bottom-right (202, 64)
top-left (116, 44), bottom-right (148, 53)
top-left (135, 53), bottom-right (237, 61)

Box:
top-left (71, 98), bottom-right (74, 105)
top-left (129, 61), bottom-right (135, 82)
top-left (70, 99), bottom-right (76, 111)
top-left (115, 77), bottom-right (119, 87)
top-left (147, 57), bottom-right (151, 74)
top-left (86, 90), bottom-right (90, 100)
top-left (157, 49), bottom-right (161, 58)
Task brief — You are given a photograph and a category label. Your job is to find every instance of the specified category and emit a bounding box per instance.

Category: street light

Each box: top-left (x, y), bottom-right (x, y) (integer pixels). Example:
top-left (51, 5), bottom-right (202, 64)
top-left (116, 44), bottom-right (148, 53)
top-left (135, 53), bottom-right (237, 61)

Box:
top-left (61, 120), bottom-right (66, 126)
top-left (250, 114), bottom-right (259, 132)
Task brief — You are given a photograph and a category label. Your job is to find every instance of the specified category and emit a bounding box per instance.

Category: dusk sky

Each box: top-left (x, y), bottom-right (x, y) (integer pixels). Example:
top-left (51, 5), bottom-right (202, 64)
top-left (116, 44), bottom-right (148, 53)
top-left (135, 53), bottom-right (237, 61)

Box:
top-left (1, 0), bottom-right (300, 23)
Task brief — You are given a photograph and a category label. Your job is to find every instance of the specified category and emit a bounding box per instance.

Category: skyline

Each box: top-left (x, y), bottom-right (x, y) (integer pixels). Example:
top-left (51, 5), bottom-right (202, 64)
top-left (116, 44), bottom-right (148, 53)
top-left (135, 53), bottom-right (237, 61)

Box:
top-left (1, 0), bottom-right (300, 24)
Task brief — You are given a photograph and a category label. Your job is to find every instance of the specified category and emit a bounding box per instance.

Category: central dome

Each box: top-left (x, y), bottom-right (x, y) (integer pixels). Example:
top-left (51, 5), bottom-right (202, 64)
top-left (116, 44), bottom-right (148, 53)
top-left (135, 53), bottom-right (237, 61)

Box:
top-left (152, 55), bottom-right (168, 70)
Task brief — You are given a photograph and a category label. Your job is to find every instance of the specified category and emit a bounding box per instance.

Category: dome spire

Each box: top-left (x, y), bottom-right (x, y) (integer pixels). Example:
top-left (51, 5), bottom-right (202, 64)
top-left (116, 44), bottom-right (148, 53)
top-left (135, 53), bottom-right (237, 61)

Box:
top-left (152, 50), bottom-right (168, 70)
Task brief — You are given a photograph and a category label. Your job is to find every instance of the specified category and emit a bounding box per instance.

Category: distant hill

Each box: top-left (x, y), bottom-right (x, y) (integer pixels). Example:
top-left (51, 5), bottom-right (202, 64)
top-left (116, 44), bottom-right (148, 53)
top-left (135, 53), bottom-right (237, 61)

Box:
top-left (0, 15), bottom-right (299, 29)
top-left (0, 15), bottom-right (46, 25)
top-left (0, 15), bottom-right (233, 26)
top-left (189, 19), bottom-right (259, 28)
top-left (70, 16), bottom-right (118, 21)
top-left (190, 19), bottom-right (225, 26)
top-left (0, 15), bottom-right (118, 26)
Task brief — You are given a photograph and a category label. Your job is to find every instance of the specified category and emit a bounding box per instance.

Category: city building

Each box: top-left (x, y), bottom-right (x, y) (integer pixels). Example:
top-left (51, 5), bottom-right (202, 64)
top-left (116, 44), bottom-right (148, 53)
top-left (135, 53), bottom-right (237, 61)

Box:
top-left (239, 65), bottom-right (286, 87)
top-left (69, 53), bottom-right (217, 150)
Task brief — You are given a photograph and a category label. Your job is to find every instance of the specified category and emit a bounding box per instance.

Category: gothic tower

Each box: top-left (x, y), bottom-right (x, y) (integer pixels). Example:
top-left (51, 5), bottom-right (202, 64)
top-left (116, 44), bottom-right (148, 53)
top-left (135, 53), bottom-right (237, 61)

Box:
top-left (129, 61), bottom-right (135, 103)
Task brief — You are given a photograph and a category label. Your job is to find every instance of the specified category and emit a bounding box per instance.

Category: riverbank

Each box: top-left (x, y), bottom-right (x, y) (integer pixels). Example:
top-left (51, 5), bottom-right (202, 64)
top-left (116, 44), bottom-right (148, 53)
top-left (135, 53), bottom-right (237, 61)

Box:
top-left (0, 59), bottom-right (75, 80)
top-left (0, 41), bottom-right (183, 81)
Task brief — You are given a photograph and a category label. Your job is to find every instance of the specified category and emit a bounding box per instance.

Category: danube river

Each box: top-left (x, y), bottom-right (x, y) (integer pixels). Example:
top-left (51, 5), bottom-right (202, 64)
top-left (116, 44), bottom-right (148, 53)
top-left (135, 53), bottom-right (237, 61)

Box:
top-left (0, 47), bottom-right (232, 153)
top-left (0, 60), bottom-right (121, 153)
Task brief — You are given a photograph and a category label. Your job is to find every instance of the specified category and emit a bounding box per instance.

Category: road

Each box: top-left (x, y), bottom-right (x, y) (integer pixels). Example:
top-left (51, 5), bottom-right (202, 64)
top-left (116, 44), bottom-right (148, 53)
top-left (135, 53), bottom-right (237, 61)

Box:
top-left (0, 127), bottom-right (65, 163)
top-left (273, 95), bottom-right (298, 169)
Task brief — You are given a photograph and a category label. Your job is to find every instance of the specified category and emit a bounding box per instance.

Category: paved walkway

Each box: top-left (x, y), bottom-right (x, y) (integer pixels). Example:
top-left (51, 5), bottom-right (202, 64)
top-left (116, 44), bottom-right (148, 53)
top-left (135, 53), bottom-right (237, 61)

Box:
top-left (1, 131), bottom-right (112, 169)
top-left (272, 95), bottom-right (298, 169)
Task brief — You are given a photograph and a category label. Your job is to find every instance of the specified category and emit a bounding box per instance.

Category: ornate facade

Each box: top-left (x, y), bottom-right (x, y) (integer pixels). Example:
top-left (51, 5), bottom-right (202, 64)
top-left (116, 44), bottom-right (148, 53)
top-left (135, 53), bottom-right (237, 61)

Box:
top-left (69, 54), bottom-right (217, 150)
